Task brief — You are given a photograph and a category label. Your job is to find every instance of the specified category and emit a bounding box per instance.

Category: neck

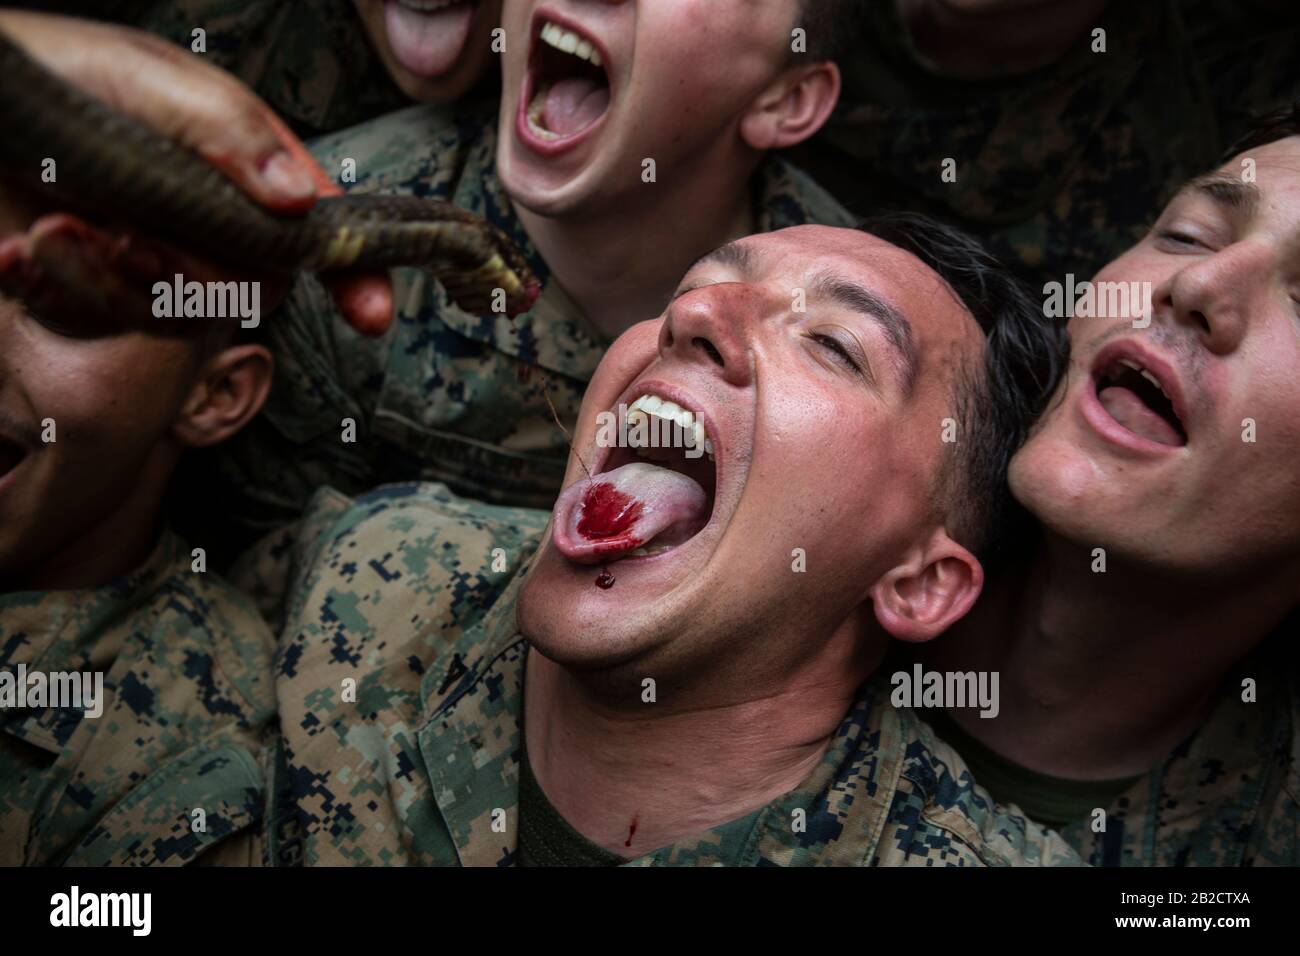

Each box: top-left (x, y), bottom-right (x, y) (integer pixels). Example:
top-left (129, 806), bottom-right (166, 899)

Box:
top-left (523, 623), bottom-right (875, 857)
top-left (514, 156), bottom-right (759, 341)
top-left (6, 453), bottom-right (175, 593)
top-left (926, 532), bottom-right (1294, 778)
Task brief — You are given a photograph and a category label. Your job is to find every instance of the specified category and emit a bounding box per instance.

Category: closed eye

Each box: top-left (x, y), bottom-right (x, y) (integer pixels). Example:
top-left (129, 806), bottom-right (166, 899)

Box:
top-left (1156, 229), bottom-right (1206, 249)
top-left (807, 331), bottom-right (863, 376)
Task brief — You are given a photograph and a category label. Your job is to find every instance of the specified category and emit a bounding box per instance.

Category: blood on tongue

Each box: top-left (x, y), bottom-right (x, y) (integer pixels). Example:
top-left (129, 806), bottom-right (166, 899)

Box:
top-left (577, 483), bottom-right (643, 540)
top-left (537, 372), bottom-right (621, 587)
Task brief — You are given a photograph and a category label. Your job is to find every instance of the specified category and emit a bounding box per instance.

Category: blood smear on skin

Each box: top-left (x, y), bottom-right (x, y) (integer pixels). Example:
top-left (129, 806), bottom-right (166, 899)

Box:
top-left (595, 570), bottom-right (615, 589)
top-left (577, 483), bottom-right (643, 540)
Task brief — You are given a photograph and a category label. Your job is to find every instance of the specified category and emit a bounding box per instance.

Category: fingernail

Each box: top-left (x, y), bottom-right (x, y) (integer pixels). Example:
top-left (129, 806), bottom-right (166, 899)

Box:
top-left (261, 151), bottom-right (315, 200)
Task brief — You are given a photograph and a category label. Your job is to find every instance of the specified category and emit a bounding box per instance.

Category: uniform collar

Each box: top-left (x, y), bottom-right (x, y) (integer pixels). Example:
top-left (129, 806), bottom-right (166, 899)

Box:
top-left (1064, 657), bottom-right (1295, 866)
top-left (0, 529), bottom-right (184, 752)
top-left (416, 570), bottom-right (529, 867)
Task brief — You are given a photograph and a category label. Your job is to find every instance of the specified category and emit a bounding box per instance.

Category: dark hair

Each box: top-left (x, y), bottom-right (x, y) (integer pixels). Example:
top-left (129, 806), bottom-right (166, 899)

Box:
top-left (1222, 101), bottom-right (1300, 160)
top-left (794, 0), bottom-right (867, 64)
top-left (858, 213), bottom-right (1068, 561)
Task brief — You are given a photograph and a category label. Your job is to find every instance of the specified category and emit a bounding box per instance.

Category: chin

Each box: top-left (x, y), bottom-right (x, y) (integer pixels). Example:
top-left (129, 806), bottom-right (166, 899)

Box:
top-left (517, 550), bottom-right (681, 673)
top-left (391, 70), bottom-right (456, 104)
top-left (496, 155), bottom-right (586, 218)
top-left (497, 129), bottom-right (613, 219)
top-left (1009, 434), bottom-right (1102, 539)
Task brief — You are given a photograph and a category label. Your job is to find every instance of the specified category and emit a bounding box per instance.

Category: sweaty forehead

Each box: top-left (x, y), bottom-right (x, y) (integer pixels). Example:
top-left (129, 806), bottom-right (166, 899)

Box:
top-left (726, 226), bottom-right (978, 343)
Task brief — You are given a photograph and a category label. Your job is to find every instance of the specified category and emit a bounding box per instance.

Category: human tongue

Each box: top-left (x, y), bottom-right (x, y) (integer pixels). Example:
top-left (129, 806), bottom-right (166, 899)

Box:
top-left (1098, 384), bottom-right (1182, 446)
top-left (553, 462), bottom-right (707, 565)
top-left (384, 0), bottom-right (475, 78)
top-left (541, 76), bottom-right (610, 137)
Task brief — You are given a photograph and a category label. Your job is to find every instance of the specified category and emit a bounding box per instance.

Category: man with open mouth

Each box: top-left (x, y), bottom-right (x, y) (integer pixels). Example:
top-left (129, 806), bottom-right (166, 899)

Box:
top-left (44, 0), bottom-right (504, 137)
top-left (0, 278), bottom-right (279, 864)
top-left (207, 0), bottom-right (860, 552)
top-left (260, 218), bottom-right (1082, 866)
top-left (914, 108), bottom-right (1300, 866)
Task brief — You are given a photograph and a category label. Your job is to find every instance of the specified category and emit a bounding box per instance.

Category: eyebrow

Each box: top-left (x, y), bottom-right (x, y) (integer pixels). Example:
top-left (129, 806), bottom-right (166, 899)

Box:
top-left (1183, 172), bottom-right (1262, 216)
top-left (809, 271), bottom-right (918, 393)
top-left (689, 240), bottom-right (754, 275)
top-left (684, 243), bottom-right (919, 392)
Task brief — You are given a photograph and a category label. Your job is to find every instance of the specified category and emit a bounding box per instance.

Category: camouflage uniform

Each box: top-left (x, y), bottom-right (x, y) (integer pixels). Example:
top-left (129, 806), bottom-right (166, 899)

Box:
top-left (27, 0), bottom-right (414, 140)
top-left (1058, 651), bottom-right (1298, 866)
top-left (794, 0), bottom-right (1300, 289)
top-left (268, 482), bottom-right (1081, 866)
top-left (0, 529), bottom-right (276, 865)
top-left (208, 102), bottom-right (855, 541)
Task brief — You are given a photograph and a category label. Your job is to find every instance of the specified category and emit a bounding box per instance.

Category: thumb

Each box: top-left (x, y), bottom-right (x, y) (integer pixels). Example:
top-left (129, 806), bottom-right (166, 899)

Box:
top-left (196, 100), bottom-right (344, 212)
top-left (0, 11), bottom-right (331, 213)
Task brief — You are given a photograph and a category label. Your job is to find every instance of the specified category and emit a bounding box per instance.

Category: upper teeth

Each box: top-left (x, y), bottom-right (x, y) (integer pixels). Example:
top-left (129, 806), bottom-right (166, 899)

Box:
top-left (1117, 358), bottom-right (1168, 398)
top-left (540, 21), bottom-right (603, 67)
top-left (625, 393), bottom-right (712, 459)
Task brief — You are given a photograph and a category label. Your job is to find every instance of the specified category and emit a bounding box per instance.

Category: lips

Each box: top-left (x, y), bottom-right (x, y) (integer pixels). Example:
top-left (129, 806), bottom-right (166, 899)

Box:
top-left (383, 0), bottom-right (478, 78)
top-left (1084, 341), bottom-right (1190, 452)
top-left (517, 11), bottom-right (613, 155)
top-left (551, 386), bottom-right (719, 565)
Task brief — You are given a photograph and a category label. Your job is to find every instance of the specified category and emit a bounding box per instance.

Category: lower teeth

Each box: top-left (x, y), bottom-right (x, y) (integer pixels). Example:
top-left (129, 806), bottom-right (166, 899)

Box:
top-left (527, 84), bottom-right (560, 140)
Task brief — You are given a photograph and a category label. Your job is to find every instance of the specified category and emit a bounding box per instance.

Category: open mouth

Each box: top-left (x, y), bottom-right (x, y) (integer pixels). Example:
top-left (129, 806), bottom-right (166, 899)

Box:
top-left (383, 0), bottom-right (480, 78)
top-left (520, 15), bottom-right (612, 150)
top-left (0, 434), bottom-right (26, 488)
top-left (552, 390), bottom-right (718, 566)
top-left (1090, 347), bottom-right (1188, 448)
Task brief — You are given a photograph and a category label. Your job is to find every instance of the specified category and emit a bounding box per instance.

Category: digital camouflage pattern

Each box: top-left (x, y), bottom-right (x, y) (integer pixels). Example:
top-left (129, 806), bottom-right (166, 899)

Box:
top-left (28, 0), bottom-right (414, 139)
top-left (269, 482), bottom-right (1082, 867)
top-left (207, 102), bottom-right (854, 542)
top-left (0, 529), bottom-right (276, 865)
top-left (1057, 646), bottom-right (1298, 866)
top-left (793, 0), bottom-right (1300, 289)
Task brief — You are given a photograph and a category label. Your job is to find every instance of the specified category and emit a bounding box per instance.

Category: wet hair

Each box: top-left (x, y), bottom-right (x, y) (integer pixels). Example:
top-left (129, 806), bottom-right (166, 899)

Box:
top-left (857, 213), bottom-right (1069, 561)
top-left (1222, 101), bottom-right (1300, 159)
top-left (794, 0), bottom-right (867, 64)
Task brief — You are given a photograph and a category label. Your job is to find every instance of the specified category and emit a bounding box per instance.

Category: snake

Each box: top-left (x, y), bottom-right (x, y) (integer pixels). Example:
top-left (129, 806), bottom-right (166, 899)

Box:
top-left (0, 29), bottom-right (540, 318)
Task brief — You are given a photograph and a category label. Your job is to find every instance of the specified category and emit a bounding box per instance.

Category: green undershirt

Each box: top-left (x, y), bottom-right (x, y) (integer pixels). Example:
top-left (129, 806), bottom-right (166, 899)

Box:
top-left (517, 741), bottom-right (629, 867)
top-left (925, 709), bottom-right (1143, 828)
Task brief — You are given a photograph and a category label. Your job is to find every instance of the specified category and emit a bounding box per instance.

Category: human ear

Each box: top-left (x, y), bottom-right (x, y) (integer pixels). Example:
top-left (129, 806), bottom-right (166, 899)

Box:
top-left (172, 343), bottom-right (272, 448)
top-left (868, 528), bottom-right (984, 642)
top-left (739, 60), bottom-right (840, 152)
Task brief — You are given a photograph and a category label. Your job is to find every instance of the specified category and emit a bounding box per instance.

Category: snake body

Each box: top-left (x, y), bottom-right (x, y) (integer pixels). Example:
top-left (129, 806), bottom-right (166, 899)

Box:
top-left (0, 30), bottom-right (539, 316)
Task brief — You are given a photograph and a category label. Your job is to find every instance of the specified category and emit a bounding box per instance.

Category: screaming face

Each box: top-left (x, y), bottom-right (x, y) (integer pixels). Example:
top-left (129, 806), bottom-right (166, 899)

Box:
top-left (1011, 136), bottom-right (1300, 582)
top-left (519, 225), bottom-right (988, 685)
top-left (497, 0), bottom-right (806, 216)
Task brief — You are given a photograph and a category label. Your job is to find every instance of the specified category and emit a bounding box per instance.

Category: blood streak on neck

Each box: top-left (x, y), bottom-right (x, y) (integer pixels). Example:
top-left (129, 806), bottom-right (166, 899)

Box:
top-left (577, 482), bottom-right (643, 540)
